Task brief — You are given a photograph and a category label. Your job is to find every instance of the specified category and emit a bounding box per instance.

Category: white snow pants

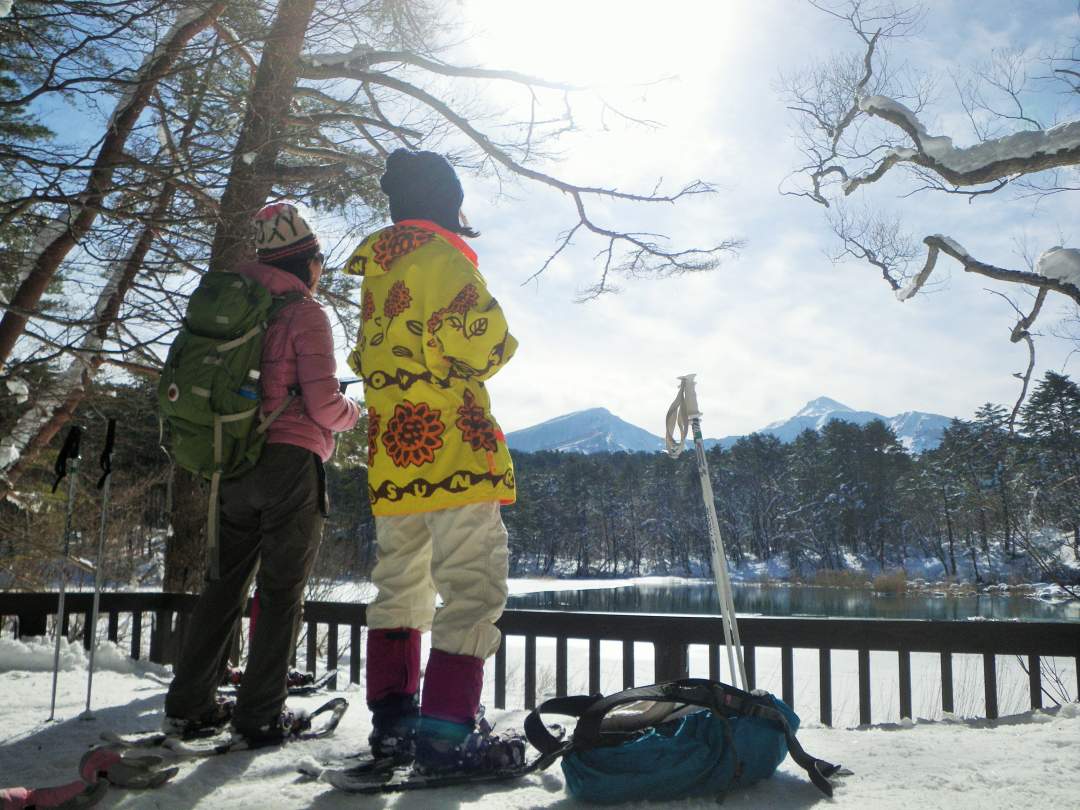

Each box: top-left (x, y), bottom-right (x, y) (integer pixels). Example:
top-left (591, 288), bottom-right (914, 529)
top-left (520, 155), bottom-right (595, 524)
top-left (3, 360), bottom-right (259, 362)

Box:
top-left (367, 501), bottom-right (509, 659)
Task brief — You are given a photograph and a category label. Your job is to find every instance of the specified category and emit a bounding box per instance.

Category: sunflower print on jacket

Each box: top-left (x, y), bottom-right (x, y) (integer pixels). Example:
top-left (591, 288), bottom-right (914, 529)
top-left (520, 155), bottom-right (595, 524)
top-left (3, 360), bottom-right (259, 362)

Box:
top-left (344, 219), bottom-right (517, 516)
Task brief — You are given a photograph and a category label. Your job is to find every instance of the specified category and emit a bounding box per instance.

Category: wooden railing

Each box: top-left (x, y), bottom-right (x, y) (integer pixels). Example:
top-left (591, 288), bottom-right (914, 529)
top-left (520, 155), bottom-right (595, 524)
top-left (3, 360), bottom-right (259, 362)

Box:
top-left (3, 592), bottom-right (1077, 725)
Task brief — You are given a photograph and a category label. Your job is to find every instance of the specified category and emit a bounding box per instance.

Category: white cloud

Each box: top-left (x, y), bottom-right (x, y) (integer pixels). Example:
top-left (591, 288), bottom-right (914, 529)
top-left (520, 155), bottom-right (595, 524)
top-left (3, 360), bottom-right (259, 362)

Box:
top-left (436, 2), bottom-right (1080, 436)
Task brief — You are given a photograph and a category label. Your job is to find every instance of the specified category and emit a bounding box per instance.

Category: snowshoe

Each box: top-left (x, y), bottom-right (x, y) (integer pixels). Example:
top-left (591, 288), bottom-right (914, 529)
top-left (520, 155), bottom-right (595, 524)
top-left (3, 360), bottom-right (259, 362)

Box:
top-left (299, 716), bottom-right (564, 795)
top-left (103, 697), bottom-right (348, 758)
top-left (413, 716), bottom-right (526, 775)
top-left (218, 668), bottom-right (336, 696)
top-left (160, 695), bottom-right (234, 739)
top-left (79, 746), bottom-right (178, 789)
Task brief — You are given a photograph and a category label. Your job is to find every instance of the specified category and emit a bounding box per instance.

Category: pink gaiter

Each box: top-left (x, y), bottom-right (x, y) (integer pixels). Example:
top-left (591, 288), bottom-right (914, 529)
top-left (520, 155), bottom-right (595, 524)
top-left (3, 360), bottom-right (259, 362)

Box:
top-left (366, 627), bottom-right (421, 704)
top-left (420, 648), bottom-right (484, 725)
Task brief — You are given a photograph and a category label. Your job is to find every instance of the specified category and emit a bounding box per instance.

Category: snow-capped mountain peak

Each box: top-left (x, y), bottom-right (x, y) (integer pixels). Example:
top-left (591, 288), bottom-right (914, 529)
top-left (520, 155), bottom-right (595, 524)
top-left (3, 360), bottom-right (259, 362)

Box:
top-left (796, 396), bottom-right (854, 417)
top-left (506, 398), bottom-right (953, 455)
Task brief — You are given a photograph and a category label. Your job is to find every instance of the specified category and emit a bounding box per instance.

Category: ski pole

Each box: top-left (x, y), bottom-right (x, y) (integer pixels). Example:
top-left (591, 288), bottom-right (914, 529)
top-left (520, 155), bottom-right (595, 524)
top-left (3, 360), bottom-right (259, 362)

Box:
top-left (665, 375), bottom-right (747, 690)
top-left (48, 425), bottom-right (82, 722)
top-left (83, 418), bottom-right (116, 718)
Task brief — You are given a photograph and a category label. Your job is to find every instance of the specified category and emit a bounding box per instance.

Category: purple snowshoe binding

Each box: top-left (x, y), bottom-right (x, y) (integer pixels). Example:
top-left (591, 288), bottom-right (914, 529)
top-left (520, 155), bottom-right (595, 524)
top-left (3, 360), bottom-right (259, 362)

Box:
top-left (413, 711), bottom-right (526, 776)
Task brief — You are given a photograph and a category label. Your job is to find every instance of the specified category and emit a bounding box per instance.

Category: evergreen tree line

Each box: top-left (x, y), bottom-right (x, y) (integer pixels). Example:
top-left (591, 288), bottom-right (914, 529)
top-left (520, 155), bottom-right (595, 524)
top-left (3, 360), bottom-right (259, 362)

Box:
top-left (2, 371), bottom-right (1078, 592)
top-left (500, 372), bottom-right (1080, 585)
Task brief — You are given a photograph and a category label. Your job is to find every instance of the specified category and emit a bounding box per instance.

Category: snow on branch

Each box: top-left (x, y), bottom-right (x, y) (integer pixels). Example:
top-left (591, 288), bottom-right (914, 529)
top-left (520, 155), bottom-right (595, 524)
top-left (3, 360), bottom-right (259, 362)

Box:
top-left (848, 95), bottom-right (1080, 190)
top-left (898, 234), bottom-right (1080, 304)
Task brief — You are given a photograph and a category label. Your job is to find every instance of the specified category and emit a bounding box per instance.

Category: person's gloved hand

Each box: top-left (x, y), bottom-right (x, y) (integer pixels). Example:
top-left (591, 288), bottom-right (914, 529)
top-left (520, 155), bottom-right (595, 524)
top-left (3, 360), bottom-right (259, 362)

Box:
top-left (1, 780), bottom-right (107, 809)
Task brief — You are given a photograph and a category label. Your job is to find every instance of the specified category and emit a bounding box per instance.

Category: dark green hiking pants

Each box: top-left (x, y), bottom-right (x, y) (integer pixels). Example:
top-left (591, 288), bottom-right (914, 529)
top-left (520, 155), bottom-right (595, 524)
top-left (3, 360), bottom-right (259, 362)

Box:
top-left (165, 443), bottom-right (325, 734)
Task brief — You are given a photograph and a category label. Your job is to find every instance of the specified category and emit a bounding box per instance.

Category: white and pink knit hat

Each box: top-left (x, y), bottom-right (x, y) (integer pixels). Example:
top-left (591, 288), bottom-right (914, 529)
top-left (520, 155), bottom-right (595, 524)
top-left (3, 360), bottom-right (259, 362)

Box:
top-left (253, 202), bottom-right (321, 261)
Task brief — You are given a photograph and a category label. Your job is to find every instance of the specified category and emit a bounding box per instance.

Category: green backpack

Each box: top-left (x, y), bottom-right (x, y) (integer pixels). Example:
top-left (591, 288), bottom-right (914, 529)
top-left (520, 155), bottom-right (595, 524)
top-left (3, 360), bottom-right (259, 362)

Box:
top-left (158, 271), bottom-right (302, 576)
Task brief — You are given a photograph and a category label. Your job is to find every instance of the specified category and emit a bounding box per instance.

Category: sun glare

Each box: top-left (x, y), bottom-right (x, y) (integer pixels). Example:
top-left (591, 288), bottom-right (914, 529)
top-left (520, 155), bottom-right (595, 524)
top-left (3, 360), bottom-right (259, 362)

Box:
top-left (464, 0), bottom-right (737, 86)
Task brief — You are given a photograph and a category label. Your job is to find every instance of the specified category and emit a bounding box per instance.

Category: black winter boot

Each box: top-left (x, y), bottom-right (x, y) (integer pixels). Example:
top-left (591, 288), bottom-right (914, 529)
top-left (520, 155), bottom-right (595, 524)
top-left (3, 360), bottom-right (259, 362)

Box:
top-left (368, 693), bottom-right (419, 763)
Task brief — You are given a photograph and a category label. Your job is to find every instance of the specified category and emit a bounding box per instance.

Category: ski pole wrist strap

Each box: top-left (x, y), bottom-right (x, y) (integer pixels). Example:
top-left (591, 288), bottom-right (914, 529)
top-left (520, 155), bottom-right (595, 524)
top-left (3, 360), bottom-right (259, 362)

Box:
top-left (97, 418), bottom-right (116, 490)
top-left (52, 425), bottom-right (82, 493)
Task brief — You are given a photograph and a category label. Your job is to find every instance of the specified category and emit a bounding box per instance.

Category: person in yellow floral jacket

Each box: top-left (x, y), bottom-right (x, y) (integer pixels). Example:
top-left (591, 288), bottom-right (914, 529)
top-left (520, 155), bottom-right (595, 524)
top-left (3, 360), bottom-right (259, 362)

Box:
top-left (343, 149), bottom-right (524, 774)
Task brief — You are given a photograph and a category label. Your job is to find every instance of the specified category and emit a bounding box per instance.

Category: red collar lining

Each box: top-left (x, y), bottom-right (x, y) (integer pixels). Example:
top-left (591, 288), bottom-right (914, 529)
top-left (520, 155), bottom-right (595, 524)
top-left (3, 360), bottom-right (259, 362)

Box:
top-left (398, 219), bottom-right (478, 266)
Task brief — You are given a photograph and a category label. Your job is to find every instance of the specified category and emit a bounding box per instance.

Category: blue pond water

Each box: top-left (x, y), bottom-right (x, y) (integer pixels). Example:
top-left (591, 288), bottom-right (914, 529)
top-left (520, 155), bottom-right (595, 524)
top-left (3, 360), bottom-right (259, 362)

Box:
top-left (506, 581), bottom-right (1080, 622)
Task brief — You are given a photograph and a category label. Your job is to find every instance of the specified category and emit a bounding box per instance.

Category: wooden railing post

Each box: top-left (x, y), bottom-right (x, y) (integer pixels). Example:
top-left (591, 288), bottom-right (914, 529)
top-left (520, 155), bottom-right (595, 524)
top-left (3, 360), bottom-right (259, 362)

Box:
top-left (898, 648), bottom-right (912, 720)
top-left (744, 645), bottom-right (756, 690)
top-left (150, 609), bottom-right (173, 664)
top-left (781, 646), bottom-right (795, 709)
top-left (588, 638), bottom-right (601, 694)
top-left (131, 611), bottom-right (142, 660)
top-left (940, 651), bottom-right (954, 714)
top-left (653, 639), bottom-right (688, 683)
top-left (524, 635), bottom-right (537, 709)
top-left (555, 636), bottom-right (567, 697)
top-left (858, 648), bottom-right (871, 725)
top-left (350, 625), bottom-right (362, 686)
top-left (326, 624), bottom-right (339, 690)
top-left (306, 621), bottom-right (318, 676)
top-left (494, 639), bottom-right (506, 709)
top-left (818, 648), bottom-right (832, 727)
top-left (1028, 655), bottom-right (1042, 710)
top-left (983, 653), bottom-right (998, 720)
top-left (17, 612), bottom-right (47, 638)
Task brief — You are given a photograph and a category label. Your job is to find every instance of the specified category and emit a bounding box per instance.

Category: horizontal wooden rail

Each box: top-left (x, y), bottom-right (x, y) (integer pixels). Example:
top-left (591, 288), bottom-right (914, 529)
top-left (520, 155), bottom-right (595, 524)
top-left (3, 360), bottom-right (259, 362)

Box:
top-left (3, 594), bottom-right (1077, 725)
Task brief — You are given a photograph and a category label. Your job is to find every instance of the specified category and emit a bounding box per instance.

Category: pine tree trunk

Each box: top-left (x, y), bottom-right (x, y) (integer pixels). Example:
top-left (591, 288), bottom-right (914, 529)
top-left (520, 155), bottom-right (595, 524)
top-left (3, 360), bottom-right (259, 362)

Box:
top-left (208, 0), bottom-right (317, 272)
top-left (158, 0), bottom-right (316, 591)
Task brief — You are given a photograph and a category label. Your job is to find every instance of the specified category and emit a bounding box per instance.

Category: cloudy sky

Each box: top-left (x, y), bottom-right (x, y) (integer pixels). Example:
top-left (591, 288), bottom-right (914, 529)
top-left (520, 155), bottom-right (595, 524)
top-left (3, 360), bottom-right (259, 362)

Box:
top-left (367, 0), bottom-right (1080, 438)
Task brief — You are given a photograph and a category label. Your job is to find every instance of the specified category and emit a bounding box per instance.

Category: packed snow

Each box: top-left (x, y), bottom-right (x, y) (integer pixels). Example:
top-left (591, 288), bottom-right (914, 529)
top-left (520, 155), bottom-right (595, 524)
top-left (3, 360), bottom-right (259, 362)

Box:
top-left (859, 95), bottom-right (1080, 177)
top-left (1035, 246), bottom-right (1080, 288)
top-left (1, 633), bottom-right (1079, 808)
top-left (2, 379), bottom-right (27, 406)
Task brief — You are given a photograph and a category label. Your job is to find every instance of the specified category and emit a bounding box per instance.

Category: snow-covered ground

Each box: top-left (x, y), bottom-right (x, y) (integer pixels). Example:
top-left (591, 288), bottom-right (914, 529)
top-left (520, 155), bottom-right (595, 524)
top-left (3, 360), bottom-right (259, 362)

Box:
top-left (2, 577), bottom-right (1078, 807)
top-left (1, 636), bottom-right (1079, 808)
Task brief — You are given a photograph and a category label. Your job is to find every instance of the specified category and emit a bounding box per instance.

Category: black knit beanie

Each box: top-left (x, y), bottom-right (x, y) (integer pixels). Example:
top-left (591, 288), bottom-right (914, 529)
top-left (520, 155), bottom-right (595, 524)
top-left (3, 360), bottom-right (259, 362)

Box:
top-left (379, 149), bottom-right (476, 237)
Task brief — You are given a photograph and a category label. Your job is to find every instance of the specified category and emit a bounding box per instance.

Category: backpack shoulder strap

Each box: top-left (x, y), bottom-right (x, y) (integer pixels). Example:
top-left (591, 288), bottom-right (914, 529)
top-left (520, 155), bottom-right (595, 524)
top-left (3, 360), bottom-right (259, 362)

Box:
top-left (253, 292), bottom-right (308, 434)
top-left (268, 290), bottom-right (306, 319)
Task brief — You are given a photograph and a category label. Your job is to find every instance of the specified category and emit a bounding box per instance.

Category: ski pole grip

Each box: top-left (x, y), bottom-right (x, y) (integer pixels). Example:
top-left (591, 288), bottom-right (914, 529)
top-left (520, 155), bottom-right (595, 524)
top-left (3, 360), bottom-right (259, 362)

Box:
top-left (679, 374), bottom-right (701, 417)
top-left (52, 425), bottom-right (82, 493)
top-left (97, 418), bottom-right (116, 490)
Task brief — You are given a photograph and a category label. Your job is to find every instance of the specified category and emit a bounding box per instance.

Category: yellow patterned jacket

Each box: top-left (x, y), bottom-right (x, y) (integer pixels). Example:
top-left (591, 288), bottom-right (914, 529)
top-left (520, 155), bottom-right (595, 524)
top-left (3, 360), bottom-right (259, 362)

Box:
top-left (343, 219), bottom-right (518, 516)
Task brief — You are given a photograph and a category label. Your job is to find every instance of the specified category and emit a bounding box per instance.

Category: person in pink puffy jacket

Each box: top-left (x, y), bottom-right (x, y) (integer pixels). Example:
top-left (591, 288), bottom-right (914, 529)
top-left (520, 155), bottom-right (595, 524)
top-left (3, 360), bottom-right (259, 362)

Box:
top-left (164, 203), bottom-right (359, 745)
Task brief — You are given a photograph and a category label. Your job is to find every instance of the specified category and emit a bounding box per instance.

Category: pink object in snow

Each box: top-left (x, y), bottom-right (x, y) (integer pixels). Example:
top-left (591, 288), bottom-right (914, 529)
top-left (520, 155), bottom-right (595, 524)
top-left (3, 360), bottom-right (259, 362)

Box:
top-left (420, 648), bottom-right (484, 725)
top-left (366, 627), bottom-right (421, 703)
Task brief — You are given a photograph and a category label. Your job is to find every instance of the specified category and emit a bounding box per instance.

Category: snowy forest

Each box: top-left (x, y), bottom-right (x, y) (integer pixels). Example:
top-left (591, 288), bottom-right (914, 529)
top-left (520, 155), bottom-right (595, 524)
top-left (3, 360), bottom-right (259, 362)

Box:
top-left (2, 368), bottom-right (1079, 593)
top-left (503, 372), bottom-right (1080, 583)
top-left (2, 0), bottom-right (1080, 597)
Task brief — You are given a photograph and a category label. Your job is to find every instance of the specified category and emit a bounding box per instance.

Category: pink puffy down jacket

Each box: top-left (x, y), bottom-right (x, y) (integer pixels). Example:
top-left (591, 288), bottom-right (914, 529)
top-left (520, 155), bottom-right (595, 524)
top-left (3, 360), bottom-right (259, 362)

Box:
top-left (235, 261), bottom-right (359, 460)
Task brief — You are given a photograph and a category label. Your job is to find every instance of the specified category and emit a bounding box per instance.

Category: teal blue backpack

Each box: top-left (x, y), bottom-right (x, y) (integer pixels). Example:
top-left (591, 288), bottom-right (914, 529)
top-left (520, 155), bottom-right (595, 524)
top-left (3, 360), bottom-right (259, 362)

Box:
top-left (524, 679), bottom-right (840, 804)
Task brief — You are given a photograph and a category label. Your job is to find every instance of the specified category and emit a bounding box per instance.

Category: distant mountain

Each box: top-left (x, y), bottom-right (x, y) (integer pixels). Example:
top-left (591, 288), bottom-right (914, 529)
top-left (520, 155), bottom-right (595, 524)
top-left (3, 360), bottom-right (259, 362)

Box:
top-left (747, 396), bottom-right (951, 453)
top-left (504, 407), bottom-right (665, 453)
top-left (505, 397), bottom-right (953, 455)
